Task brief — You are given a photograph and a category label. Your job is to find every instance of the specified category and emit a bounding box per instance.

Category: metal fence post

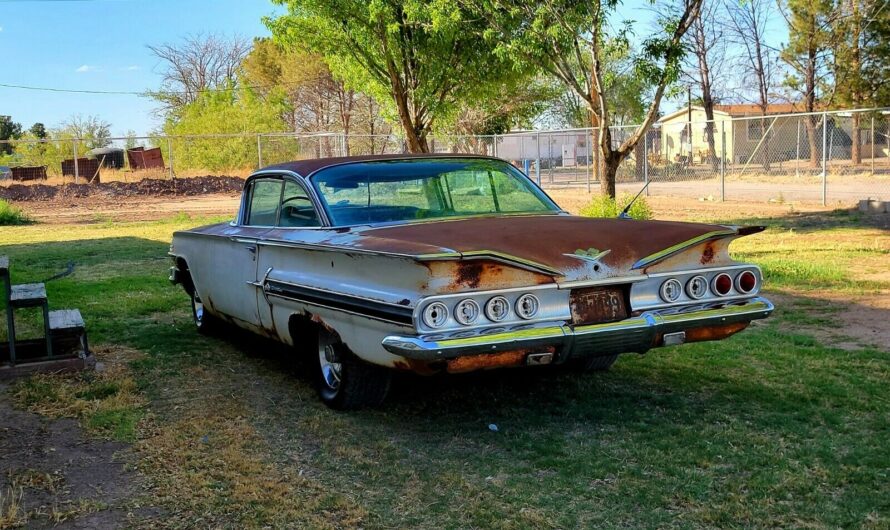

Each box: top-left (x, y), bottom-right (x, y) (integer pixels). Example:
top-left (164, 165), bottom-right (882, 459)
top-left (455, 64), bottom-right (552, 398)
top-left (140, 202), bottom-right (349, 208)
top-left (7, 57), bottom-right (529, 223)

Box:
top-left (870, 115), bottom-right (875, 176)
top-left (821, 112), bottom-right (827, 206)
top-left (795, 118), bottom-right (801, 178)
top-left (548, 134), bottom-right (553, 184)
top-left (535, 133), bottom-right (541, 185)
top-left (643, 132), bottom-right (649, 196)
top-left (168, 137), bottom-right (175, 180)
top-left (720, 120), bottom-right (726, 202)
top-left (257, 134), bottom-right (263, 168)
top-left (72, 139), bottom-right (79, 184)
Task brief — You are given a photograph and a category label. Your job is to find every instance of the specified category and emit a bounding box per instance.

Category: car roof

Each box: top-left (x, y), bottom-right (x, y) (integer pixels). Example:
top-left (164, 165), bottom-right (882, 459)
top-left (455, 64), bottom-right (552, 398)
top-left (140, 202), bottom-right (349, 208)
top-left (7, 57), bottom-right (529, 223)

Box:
top-left (256, 153), bottom-right (501, 179)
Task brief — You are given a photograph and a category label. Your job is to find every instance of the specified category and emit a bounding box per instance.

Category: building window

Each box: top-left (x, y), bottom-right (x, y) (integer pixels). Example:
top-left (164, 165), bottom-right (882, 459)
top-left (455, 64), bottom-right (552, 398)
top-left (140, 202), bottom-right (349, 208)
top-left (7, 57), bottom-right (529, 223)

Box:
top-left (746, 119), bottom-right (770, 142)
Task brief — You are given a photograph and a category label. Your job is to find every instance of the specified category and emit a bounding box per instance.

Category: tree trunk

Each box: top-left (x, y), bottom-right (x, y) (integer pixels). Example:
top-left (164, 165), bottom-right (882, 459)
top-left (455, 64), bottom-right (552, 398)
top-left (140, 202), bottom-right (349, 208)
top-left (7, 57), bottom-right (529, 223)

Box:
top-left (601, 152), bottom-right (619, 198)
top-left (805, 115), bottom-right (819, 168)
top-left (849, 0), bottom-right (862, 165)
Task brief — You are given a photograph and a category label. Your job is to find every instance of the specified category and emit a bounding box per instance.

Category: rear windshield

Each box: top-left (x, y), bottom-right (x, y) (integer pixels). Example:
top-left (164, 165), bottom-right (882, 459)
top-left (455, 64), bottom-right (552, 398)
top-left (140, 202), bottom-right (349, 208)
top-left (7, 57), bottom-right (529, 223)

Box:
top-left (311, 158), bottom-right (558, 226)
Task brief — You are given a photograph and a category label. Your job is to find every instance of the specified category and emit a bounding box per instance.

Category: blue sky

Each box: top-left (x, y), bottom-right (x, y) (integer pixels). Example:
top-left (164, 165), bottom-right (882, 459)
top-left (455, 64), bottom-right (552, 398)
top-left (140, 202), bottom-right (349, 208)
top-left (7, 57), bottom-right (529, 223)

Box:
top-left (0, 0), bottom-right (788, 137)
top-left (0, 0), bottom-right (282, 136)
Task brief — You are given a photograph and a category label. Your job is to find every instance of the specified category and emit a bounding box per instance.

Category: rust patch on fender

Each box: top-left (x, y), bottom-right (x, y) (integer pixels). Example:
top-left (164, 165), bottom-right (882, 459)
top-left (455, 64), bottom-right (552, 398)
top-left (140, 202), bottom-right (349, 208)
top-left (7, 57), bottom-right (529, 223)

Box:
top-left (700, 242), bottom-right (715, 264)
top-left (426, 260), bottom-right (553, 293)
top-left (455, 261), bottom-right (485, 289)
top-left (309, 313), bottom-right (338, 335)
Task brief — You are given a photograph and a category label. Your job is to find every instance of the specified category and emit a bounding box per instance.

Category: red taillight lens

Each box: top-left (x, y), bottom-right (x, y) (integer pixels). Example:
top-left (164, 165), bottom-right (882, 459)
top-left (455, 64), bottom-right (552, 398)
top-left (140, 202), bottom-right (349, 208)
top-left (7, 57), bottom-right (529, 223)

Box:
top-left (712, 273), bottom-right (733, 296)
top-left (736, 270), bottom-right (757, 293)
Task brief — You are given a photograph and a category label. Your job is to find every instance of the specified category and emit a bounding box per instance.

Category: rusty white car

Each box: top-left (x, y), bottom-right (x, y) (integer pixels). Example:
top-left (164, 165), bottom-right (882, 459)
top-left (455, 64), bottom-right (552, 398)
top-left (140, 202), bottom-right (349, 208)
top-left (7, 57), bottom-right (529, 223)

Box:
top-left (169, 154), bottom-right (773, 409)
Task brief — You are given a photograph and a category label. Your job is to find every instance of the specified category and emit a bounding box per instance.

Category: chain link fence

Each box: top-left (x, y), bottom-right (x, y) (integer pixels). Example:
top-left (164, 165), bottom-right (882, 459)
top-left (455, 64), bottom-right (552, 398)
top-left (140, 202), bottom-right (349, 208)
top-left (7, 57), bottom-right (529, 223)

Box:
top-left (1, 107), bottom-right (888, 204)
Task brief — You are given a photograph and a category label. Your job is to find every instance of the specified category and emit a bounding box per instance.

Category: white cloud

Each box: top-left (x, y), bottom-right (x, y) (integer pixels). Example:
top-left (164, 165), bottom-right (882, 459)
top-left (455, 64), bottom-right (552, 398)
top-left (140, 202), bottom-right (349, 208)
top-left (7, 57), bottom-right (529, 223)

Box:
top-left (76, 64), bottom-right (97, 73)
top-left (124, 65), bottom-right (140, 71)
top-left (0, 27), bottom-right (4, 32)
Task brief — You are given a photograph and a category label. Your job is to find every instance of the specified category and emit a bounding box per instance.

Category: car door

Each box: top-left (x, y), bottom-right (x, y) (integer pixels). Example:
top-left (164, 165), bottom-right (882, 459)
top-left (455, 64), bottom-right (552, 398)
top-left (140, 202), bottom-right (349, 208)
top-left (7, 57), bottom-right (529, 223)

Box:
top-left (256, 178), bottom-right (323, 332)
top-left (207, 176), bottom-right (284, 329)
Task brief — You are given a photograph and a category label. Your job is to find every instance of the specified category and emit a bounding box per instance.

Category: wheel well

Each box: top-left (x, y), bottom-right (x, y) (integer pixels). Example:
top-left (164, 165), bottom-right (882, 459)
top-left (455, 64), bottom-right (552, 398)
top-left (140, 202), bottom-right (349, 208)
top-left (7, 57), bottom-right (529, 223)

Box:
top-left (287, 312), bottom-right (354, 359)
top-left (174, 257), bottom-right (195, 296)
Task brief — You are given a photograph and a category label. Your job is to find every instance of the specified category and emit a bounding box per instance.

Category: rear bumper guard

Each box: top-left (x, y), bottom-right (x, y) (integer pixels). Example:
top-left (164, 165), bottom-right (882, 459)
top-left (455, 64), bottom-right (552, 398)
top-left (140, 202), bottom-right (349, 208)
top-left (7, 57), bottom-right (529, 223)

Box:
top-left (382, 297), bottom-right (773, 361)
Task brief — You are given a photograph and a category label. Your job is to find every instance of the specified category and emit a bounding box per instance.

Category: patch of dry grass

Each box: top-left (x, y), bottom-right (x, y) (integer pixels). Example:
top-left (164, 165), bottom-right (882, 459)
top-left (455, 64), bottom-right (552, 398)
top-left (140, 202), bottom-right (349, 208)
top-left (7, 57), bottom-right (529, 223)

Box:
top-left (0, 488), bottom-right (25, 529)
top-left (12, 346), bottom-right (147, 441)
top-left (135, 397), bottom-right (368, 529)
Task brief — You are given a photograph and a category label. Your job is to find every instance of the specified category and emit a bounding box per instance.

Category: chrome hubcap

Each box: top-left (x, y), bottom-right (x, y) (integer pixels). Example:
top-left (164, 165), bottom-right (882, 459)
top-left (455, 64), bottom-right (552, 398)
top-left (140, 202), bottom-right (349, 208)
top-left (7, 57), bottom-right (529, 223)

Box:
top-left (193, 293), bottom-right (204, 326)
top-left (318, 342), bottom-right (342, 390)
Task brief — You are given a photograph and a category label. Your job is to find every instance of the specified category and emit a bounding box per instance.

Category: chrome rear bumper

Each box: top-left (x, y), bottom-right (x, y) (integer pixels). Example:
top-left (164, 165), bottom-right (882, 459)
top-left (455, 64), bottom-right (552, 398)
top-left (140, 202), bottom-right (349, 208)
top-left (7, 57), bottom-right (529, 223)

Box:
top-left (382, 297), bottom-right (773, 361)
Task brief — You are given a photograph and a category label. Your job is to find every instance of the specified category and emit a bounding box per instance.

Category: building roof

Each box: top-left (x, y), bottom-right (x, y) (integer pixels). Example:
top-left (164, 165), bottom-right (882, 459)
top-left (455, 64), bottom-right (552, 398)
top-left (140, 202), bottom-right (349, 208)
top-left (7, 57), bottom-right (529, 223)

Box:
top-left (713, 103), bottom-right (807, 116)
top-left (258, 153), bottom-right (498, 178)
top-left (657, 106), bottom-right (731, 123)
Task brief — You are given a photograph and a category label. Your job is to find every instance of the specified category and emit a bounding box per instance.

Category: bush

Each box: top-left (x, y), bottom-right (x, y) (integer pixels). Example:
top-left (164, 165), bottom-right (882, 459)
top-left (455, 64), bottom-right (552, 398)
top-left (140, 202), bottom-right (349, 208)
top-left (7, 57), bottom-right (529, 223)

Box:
top-left (579, 193), bottom-right (652, 220)
top-left (0, 200), bottom-right (33, 225)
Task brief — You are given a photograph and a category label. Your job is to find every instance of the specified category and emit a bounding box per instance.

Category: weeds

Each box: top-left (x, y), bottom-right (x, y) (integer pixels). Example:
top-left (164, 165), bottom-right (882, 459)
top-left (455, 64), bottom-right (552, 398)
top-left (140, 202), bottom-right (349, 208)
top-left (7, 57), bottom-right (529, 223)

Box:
top-left (0, 200), bottom-right (32, 226)
top-left (579, 193), bottom-right (652, 220)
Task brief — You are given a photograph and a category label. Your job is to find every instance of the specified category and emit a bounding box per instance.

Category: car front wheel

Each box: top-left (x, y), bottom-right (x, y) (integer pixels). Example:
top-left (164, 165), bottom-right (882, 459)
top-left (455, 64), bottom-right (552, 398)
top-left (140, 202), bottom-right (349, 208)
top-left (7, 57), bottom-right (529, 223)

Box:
top-left (192, 290), bottom-right (222, 335)
top-left (316, 328), bottom-right (391, 410)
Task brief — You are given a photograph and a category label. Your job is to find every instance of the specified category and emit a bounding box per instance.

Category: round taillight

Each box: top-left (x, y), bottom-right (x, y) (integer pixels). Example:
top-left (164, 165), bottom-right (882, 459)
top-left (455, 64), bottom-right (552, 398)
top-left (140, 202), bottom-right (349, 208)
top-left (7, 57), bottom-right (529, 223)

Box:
top-left (485, 296), bottom-right (511, 322)
top-left (515, 294), bottom-right (540, 319)
top-left (686, 275), bottom-right (708, 299)
top-left (736, 270), bottom-right (757, 294)
top-left (454, 299), bottom-right (480, 325)
top-left (422, 302), bottom-right (449, 328)
top-left (712, 273), bottom-right (733, 296)
top-left (660, 279), bottom-right (683, 303)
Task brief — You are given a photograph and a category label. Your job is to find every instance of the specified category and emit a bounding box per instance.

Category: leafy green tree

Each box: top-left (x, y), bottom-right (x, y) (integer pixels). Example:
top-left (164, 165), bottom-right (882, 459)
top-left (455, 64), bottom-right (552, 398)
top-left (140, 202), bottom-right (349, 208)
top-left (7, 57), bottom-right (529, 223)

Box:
top-left (780, 0), bottom-right (835, 167)
top-left (831, 0), bottom-right (890, 164)
top-left (475, 0), bottom-right (703, 197)
top-left (29, 122), bottom-right (47, 139)
top-left (0, 116), bottom-right (22, 156)
top-left (163, 85), bottom-right (289, 172)
top-left (267, 0), bottom-right (518, 153)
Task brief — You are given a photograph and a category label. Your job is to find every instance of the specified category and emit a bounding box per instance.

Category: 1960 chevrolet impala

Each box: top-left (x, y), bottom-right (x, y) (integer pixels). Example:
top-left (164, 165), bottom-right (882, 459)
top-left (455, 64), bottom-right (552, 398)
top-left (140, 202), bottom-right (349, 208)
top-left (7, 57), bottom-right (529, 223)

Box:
top-left (169, 154), bottom-right (773, 409)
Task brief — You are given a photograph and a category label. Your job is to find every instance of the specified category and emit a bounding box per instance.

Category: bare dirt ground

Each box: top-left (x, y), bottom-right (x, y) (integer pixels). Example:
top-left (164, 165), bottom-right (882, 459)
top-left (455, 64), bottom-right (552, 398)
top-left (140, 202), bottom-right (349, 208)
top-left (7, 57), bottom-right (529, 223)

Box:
top-left (0, 387), bottom-right (151, 528)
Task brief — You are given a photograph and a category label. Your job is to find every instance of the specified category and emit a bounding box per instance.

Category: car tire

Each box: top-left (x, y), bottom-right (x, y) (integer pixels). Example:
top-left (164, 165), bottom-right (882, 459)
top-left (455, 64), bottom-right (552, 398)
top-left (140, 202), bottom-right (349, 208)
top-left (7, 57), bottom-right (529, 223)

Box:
top-left (315, 328), bottom-right (391, 410)
top-left (569, 354), bottom-right (619, 372)
top-left (192, 290), bottom-right (222, 335)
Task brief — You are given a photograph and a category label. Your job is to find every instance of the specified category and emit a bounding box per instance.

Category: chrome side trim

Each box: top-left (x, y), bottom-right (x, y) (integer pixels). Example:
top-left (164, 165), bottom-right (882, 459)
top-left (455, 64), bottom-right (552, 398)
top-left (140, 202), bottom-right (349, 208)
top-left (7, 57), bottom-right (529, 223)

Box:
top-left (631, 229), bottom-right (737, 270)
top-left (382, 297), bottom-right (774, 361)
top-left (557, 275), bottom-right (647, 289)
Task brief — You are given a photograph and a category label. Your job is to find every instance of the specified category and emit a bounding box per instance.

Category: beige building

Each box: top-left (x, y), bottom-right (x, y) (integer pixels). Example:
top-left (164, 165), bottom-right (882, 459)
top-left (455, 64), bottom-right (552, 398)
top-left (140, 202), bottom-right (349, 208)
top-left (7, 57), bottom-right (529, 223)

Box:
top-left (657, 103), bottom-right (828, 165)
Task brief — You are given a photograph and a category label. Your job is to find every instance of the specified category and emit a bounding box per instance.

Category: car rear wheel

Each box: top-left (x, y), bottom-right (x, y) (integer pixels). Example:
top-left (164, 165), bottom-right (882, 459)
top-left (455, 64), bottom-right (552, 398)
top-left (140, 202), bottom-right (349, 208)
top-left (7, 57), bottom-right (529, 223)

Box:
top-left (315, 328), bottom-right (391, 410)
top-left (192, 290), bottom-right (222, 335)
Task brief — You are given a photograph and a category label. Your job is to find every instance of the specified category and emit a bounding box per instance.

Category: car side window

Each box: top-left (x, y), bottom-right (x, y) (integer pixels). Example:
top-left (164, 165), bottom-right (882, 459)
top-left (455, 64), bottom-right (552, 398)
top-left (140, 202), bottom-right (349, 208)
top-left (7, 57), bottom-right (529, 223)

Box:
top-left (246, 178), bottom-right (283, 226)
top-left (278, 180), bottom-right (321, 228)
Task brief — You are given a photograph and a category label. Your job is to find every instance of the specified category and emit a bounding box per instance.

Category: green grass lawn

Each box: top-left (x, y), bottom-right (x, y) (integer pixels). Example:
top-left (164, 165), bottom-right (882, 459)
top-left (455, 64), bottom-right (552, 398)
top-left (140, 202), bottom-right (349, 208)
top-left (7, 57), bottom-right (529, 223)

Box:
top-left (0, 210), bottom-right (888, 528)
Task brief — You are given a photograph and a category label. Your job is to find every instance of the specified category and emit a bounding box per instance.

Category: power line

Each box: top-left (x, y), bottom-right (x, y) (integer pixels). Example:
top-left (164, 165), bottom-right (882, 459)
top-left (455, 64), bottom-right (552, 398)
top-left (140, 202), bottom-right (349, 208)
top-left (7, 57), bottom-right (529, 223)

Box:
top-left (0, 76), bottom-right (331, 97)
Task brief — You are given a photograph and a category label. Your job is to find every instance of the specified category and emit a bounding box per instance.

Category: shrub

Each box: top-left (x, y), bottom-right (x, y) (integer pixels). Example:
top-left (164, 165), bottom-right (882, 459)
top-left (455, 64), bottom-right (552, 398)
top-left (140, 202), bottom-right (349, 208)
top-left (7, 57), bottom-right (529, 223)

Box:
top-left (579, 193), bottom-right (652, 220)
top-left (0, 199), bottom-right (33, 226)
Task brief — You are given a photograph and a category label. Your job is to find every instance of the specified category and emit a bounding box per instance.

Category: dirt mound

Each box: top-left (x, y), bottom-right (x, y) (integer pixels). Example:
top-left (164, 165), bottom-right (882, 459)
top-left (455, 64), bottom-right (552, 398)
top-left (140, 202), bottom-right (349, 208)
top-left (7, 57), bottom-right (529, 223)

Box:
top-left (0, 176), bottom-right (244, 202)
